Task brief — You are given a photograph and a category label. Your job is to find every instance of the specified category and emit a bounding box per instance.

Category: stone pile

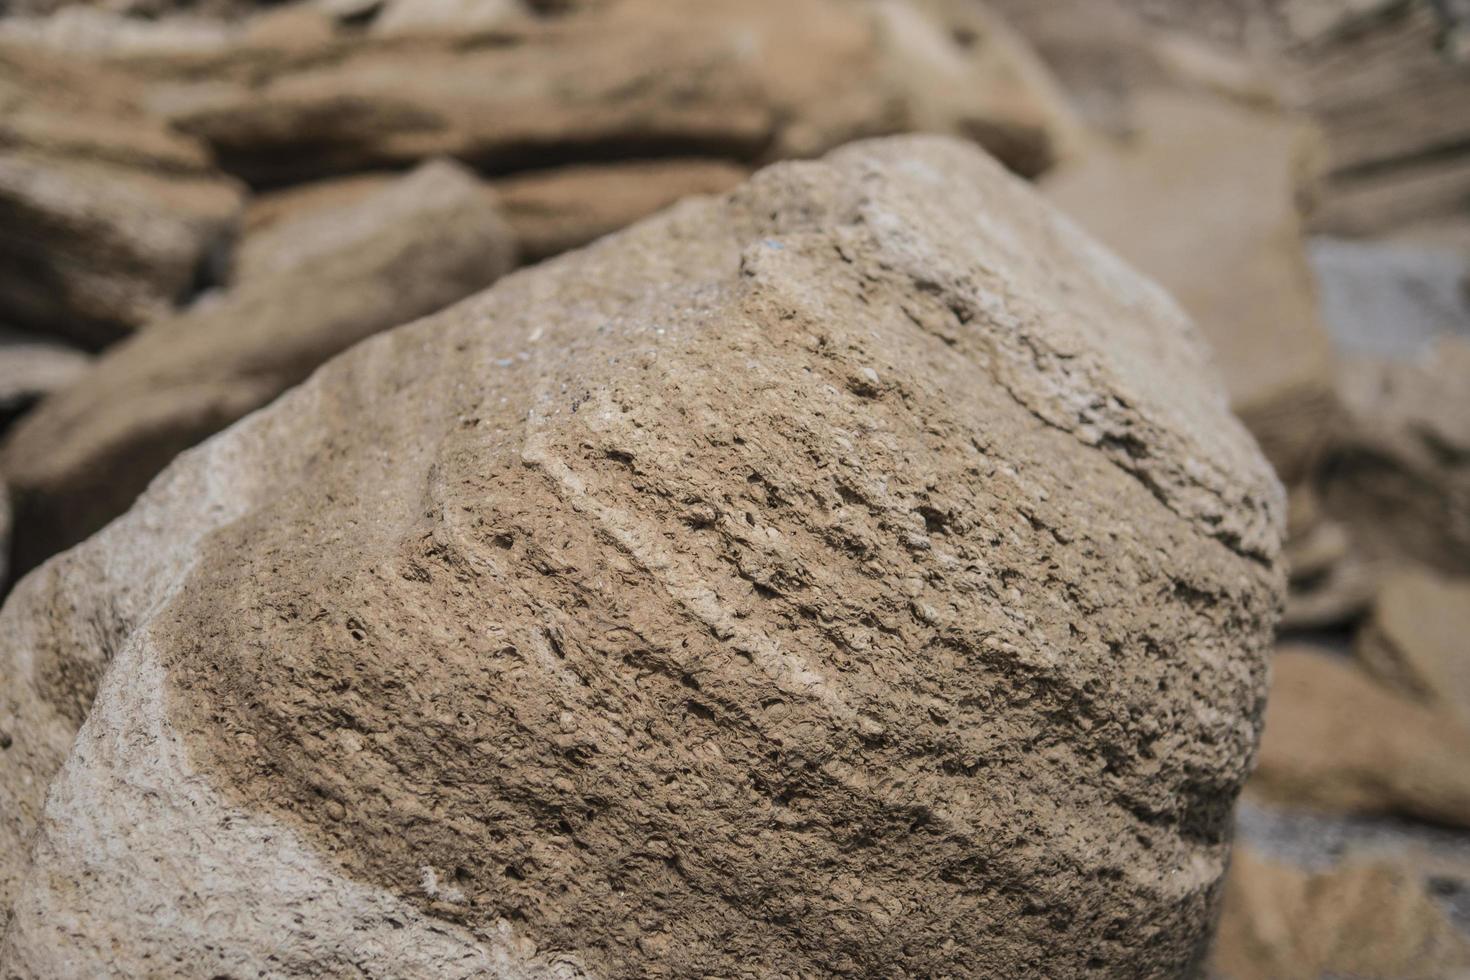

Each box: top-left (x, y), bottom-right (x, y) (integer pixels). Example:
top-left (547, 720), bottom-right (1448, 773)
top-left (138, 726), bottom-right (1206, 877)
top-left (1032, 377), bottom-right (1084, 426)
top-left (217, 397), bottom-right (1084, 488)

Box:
top-left (0, 0), bottom-right (1465, 975)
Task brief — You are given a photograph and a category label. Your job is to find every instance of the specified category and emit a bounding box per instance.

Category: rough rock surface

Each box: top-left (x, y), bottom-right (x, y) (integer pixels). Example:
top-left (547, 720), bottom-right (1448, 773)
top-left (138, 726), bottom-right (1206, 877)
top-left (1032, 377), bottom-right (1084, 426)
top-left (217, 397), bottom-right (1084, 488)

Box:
top-left (121, 0), bottom-right (1078, 184)
top-left (1210, 847), bottom-right (1470, 979)
top-left (1250, 647), bottom-right (1470, 828)
top-left (1357, 570), bottom-right (1470, 726)
top-left (0, 136), bottom-right (1284, 976)
top-left (0, 47), bottom-right (244, 348)
top-left (1044, 91), bottom-right (1335, 485)
top-left (0, 159), bottom-right (515, 579)
top-left (1317, 339), bottom-right (1470, 580)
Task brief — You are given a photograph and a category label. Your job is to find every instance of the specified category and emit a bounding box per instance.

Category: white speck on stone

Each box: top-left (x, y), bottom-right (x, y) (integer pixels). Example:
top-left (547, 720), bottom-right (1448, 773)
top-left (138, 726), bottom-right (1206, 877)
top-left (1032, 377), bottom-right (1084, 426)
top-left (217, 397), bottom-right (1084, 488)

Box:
top-left (421, 866), bottom-right (467, 904)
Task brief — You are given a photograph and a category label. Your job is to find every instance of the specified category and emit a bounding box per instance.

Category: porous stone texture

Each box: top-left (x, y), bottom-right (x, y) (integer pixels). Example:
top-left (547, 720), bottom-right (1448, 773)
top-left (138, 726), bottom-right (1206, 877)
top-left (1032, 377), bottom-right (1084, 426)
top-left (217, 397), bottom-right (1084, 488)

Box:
top-left (0, 136), bottom-right (1284, 976)
top-left (1356, 569), bottom-right (1470, 726)
top-left (1250, 647), bottom-right (1470, 829)
top-left (1044, 90), bottom-right (1336, 486)
top-left (121, 0), bottom-right (1079, 184)
top-left (0, 46), bottom-right (244, 348)
top-left (0, 158), bottom-right (515, 579)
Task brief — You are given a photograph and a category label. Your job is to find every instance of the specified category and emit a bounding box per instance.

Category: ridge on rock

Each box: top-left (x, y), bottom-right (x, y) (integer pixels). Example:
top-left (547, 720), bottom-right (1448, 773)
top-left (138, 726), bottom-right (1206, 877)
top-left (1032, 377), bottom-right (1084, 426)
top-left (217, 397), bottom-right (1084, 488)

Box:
top-left (0, 135), bottom-right (1283, 977)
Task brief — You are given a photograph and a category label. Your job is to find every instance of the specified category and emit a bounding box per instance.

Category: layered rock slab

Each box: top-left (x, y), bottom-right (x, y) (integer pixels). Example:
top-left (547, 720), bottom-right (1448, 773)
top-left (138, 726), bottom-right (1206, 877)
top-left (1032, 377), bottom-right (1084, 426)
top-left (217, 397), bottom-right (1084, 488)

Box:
top-left (120, 0), bottom-right (1079, 184)
top-left (1250, 647), bottom-right (1470, 828)
top-left (0, 136), bottom-right (1283, 976)
top-left (0, 47), bottom-right (244, 348)
top-left (0, 158), bottom-right (516, 578)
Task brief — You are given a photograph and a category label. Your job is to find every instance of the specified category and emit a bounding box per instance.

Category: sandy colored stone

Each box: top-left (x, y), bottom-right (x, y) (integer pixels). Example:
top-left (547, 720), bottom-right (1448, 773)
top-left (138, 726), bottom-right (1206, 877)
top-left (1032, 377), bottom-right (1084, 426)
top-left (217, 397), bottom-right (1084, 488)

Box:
top-left (0, 159), bottom-right (515, 579)
top-left (121, 0), bottom-right (1078, 184)
top-left (1211, 847), bottom-right (1470, 980)
top-left (0, 327), bottom-right (92, 423)
top-left (0, 135), bottom-right (1283, 976)
top-left (369, 0), bottom-right (526, 34)
top-left (1045, 91), bottom-right (1335, 484)
top-left (0, 47), bottom-right (245, 349)
top-left (494, 159), bottom-right (751, 262)
top-left (1319, 338), bottom-right (1470, 580)
top-left (1357, 569), bottom-right (1470, 726)
top-left (1250, 647), bottom-right (1470, 828)
top-left (989, 0), bottom-right (1285, 139)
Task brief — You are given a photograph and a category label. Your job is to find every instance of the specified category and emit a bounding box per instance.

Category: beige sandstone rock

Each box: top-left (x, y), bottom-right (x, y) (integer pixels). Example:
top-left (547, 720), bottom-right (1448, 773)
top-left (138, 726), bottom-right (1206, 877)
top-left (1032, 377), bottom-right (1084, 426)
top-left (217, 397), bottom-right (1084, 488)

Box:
top-left (0, 159), bottom-right (515, 579)
top-left (0, 47), bottom-right (244, 348)
top-left (0, 136), bottom-right (1283, 976)
top-left (1357, 569), bottom-right (1470, 725)
top-left (1250, 647), bottom-right (1470, 828)
top-left (1211, 847), bottom-right (1470, 980)
top-left (989, 0), bottom-right (1285, 138)
top-left (0, 327), bottom-right (92, 424)
top-left (1045, 91), bottom-right (1336, 485)
top-left (493, 159), bottom-right (750, 262)
top-left (119, 0), bottom-right (1078, 184)
top-left (1318, 339), bottom-right (1470, 581)
top-left (242, 159), bottom-right (749, 282)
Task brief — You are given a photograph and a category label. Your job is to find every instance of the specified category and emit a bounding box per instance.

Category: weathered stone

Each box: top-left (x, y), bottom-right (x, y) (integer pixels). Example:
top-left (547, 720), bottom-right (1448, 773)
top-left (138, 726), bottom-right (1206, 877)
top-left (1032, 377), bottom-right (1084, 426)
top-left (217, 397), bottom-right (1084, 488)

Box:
top-left (0, 136), bottom-right (1283, 976)
top-left (1250, 647), bottom-right (1470, 827)
top-left (1045, 91), bottom-right (1336, 485)
top-left (0, 47), bottom-right (245, 348)
top-left (0, 159), bottom-right (515, 579)
top-left (1320, 338), bottom-right (1470, 580)
top-left (1211, 847), bottom-right (1470, 980)
top-left (120, 0), bottom-right (1078, 184)
top-left (1357, 569), bottom-right (1470, 725)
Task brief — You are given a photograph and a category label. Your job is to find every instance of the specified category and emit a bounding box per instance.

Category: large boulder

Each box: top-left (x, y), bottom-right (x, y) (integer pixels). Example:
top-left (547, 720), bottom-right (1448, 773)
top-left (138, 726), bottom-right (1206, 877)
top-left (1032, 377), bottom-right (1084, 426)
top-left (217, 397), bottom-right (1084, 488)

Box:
top-left (0, 136), bottom-right (1284, 976)
top-left (0, 159), bottom-right (516, 579)
top-left (116, 0), bottom-right (1079, 184)
top-left (0, 47), bottom-right (244, 348)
